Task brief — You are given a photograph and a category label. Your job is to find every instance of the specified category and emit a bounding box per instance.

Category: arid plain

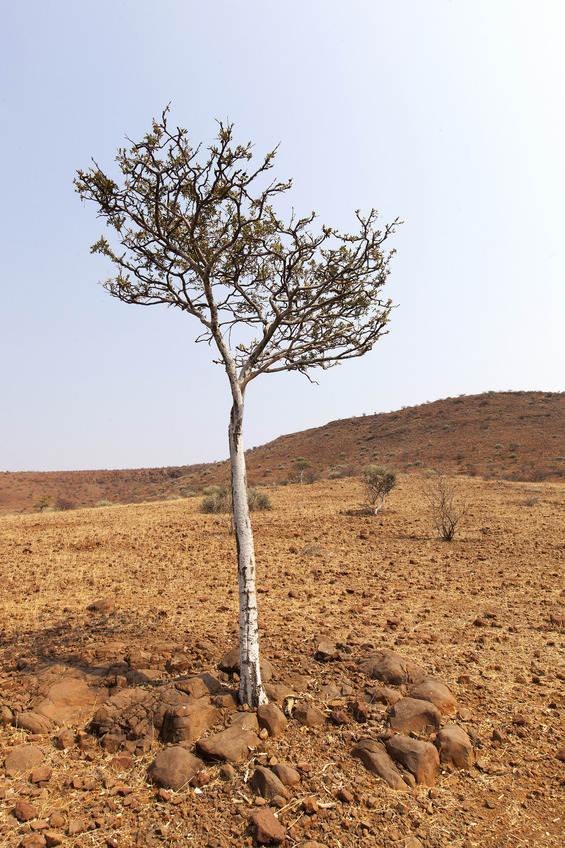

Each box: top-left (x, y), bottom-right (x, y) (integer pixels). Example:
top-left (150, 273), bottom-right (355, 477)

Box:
top-left (1, 468), bottom-right (564, 847)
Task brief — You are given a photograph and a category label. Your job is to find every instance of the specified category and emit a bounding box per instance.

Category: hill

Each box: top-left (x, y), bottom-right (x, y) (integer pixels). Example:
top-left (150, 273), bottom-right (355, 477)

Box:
top-left (1, 390), bottom-right (564, 514)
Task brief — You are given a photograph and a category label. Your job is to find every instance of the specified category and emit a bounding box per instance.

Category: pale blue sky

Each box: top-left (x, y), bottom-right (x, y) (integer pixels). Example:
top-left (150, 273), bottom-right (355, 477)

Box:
top-left (1, 0), bottom-right (564, 472)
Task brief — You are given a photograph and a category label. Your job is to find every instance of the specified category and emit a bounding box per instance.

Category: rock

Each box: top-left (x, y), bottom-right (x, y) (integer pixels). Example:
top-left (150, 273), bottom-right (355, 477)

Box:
top-left (4, 744), bottom-right (44, 777)
top-left (337, 787), bottom-right (354, 803)
top-left (385, 735), bottom-right (440, 786)
top-left (293, 705), bottom-right (326, 727)
top-left (19, 835), bottom-right (46, 848)
top-left (366, 686), bottom-right (403, 706)
top-left (1, 704), bottom-right (13, 725)
top-left (314, 640), bottom-right (341, 662)
top-left (330, 710), bottom-right (349, 725)
top-left (359, 649), bottom-right (425, 686)
top-left (176, 672), bottom-right (223, 697)
top-left (13, 711), bottom-right (54, 735)
top-left (30, 765), bottom-right (53, 784)
top-left (220, 763), bottom-right (237, 780)
top-left (34, 678), bottom-right (101, 726)
top-left (87, 598), bottom-right (115, 613)
top-left (350, 701), bottom-right (369, 722)
top-left (270, 763), bottom-right (301, 786)
top-left (388, 697), bottom-right (441, 734)
top-left (264, 683), bottom-right (293, 703)
top-left (14, 799), bottom-right (39, 821)
top-left (160, 703), bottom-right (221, 743)
top-left (48, 813), bottom-right (66, 829)
top-left (195, 723), bottom-right (259, 763)
top-left (555, 747), bottom-right (565, 763)
top-left (408, 677), bottom-right (458, 715)
top-left (67, 818), bottom-right (87, 835)
top-left (218, 648), bottom-right (275, 682)
top-left (55, 729), bottom-right (75, 750)
top-left (352, 738), bottom-right (409, 790)
top-left (231, 711), bottom-right (259, 731)
top-left (250, 766), bottom-right (290, 800)
top-left (257, 704), bottom-right (287, 738)
top-left (147, 746), bottom-right (204, 791)
top-left (44, 833), bottom-right (64, 847)
top-left (436, 725), bottom-right (474, 770)
top-left (252, 808), bottom-right (286, 844)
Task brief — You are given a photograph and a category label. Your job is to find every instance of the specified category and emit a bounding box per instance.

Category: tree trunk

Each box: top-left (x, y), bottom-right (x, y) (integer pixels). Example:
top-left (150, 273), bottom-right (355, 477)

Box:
top-left (228, 390), bottom-right (267, 708)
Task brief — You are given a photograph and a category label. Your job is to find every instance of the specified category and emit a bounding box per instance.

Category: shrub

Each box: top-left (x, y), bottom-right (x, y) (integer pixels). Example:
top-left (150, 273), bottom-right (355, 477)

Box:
top-left (53, 494), bottom-right (77, 511)
top-left (424, 475), bottom-right (466, 541)
top-left (200, 486), bottom-right (272, 515)
top-left (361, 465), bottom-right (397, 515)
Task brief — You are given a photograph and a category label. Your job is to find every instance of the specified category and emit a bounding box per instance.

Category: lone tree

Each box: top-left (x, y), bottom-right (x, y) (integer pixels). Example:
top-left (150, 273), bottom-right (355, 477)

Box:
top-left (75, 110), bottom-right (400, 707)
top-left (361, 465), bottom-right (397, 515)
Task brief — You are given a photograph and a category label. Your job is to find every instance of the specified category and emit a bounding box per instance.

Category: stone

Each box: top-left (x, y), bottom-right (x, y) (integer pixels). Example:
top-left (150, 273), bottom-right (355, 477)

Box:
top-left (19, 835), bottom-right (46, 848)
top-left (87, 598), bottom-right (115, 612)
top-left (385, 735), bottom-right (440, 786)
top-left (195, 723), bottom-right (259, 763)
top-left (4, 744), bottom-right (44, 777)
top-left (13, 711), bottom-right (54, 735)
top-left (330, 710), bottom-right (349, 725)
top-left (44, 834), bottom-right (64, 847)
top-left (436, 725), bottom-right (474, 770)
top-left (67, 818), bottom-right (87, 835)
top-left (55, 729), bottom-right (75, 750)
top-left (35, 678), bottom-right (101, 726)
top-left (337, 787), bottom-right (354, 803)
top-left (408, 677), bottom-right (458, 715)
top-left (257, 704), bottom-right (287, 738)
top-left (271, 763), bottom-right (301, 786)
top-left (314, 640), bottom-right (341, 662)
top-left (293, 705), bottom-right (326, 727)
top-left (351, 701), bottom-right (369, 722)
top-left (30, 765), bottom-right (53, 784)
top-left (147, 746), bottom-right (204, 791)
top-left (366, 685), bottom-right (403, 706)
top-left (218, 648), bottom-right (275, 682)
top-left (14, 799), bottom-right (39, 821)
top-left (264, 683), bottom-right (293, 703)
top-left (388, 697), bottom-right (442, 734)
top-left (252, 808), bottom-right (286, 844)
top-left (360, 649), bottom-right (425, 686)
top-left (160, 703), bottom-right (221, 743)
top-left (250, 766), bottom-right (290, 800)
top-left (352, 738), bottom-right (409, 790)
top-left (1, 704), bottom-right (13, 725)
top-left (555, 747), bottom-right (565, 763)
top-left (48, 813), bottom-right (66, 829)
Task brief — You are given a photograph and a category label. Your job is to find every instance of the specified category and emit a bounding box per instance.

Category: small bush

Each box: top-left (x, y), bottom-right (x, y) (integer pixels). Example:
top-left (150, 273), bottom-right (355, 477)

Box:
top-left (361, 465), bottom-right (397, 515)
top-left (424, 475), bottom-right (466, 541)
top-left (200, 486), bottom-right (272, 514)
top-left (93, 500), bottom-right (115, 508)
top-left (53, 494), bottom-right (77, 511)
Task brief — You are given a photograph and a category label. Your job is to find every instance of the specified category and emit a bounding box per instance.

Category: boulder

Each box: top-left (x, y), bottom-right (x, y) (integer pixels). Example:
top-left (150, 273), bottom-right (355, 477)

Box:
top-left (160, 703), bottom-right (221, 743)
top-left (252, 808), bottom-right (286, 844)
top-left (385, 735), bottom-right (440, 786)
top-left (388, 697), bottom-right (442, 734)
top-left (257, 704), bottom-right (287, 738)
top-left (408, 677), bottom-right (458, 715)
top-left (270, 763), bottom-right (301, 787)
top-left (218, 648), bottom-right (275, 682)
top-left (195, 723), bottom-right (259, 763)
top-left (147, 746), bottom-right (204, 791)
top-left (4, 744), bottom-right (44, 778)
top-left (13, 711), bottom-right (54, 735)
top-left (34, 678), bottom-right (102, 726)
top-left (293, 705), bottom-right (326, 727)
top-left (359, 649), bottom-right (425, 686)
top-left (352, 738), bottom-right (409, 790)
top-left (436, 725), bottom-right (474, 770)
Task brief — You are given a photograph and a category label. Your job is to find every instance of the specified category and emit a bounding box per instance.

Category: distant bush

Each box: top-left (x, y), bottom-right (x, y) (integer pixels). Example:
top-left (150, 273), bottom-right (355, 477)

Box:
top-left (424, 475), bottom-right (467, 541)
top-left (93, 500), bottom-right (115, 508)
top-left (360, 465), bottom-right (397, 515)
top-left (200, 486), bottom-right (272, 515)
top-left (53, 494), bottom-right (78, 511)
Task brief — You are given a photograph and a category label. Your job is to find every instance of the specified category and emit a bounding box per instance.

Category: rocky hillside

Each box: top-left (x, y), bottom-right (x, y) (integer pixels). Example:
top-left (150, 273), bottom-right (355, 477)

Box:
top-left (1, 391), bottom-right (564, 514)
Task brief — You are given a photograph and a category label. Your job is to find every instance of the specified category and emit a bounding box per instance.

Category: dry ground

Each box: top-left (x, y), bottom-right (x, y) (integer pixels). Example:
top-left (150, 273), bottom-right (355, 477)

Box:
top-left (1, 475), bottom-right (564, 847)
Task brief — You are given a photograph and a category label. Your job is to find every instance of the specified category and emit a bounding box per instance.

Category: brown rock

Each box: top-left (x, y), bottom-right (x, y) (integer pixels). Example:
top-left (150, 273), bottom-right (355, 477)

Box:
top-left (293, 705), bottom-right (326, 727)
top-left (351, 700), bottom-right (369, 722)
top-left (436, 725), bottom-right (474, 770)
top-left (257, 704), bottom-right (287, 738)
top-left (14, 799), bottom-right (39, 821)
top-left (195, 723), bottom-right (259, 763)
top-left (252, 808), bottom-right (286, 844)
top-left (352, 738), bottom-right (409, 790)
top-left (44, 833), bottom-right (64, 847)
top-left (337, 787), bottom-right (354, 803)
top-left (30, 765), bottom-right (53, 784)
top-left (147, 746), bottom-right (204, 791)
top-left (314, 640), bottom-right (341, 662)
top-left (87, 598), bottom-right (115, 612)
top-left (366, 686), bottom-right (403, 706)
top-left (271, 763), bottom-right (301, 786)
top-left (55, 729), bottom-right (75, 750)
top-left (264, 683), bottom-right (293, 703)
top-left (555, 747), bottom-right (565, 763)
top-left (250, 766), bottom-right (290, 800)
top-left (4, 744), bottom-right (44, 777)
top-left (67, 818), bottom-right (87, 836)
top-left (330, 710), bottom-right (349, 725)
top-left (13, 711), bottom-right (54, 735)
top-left (408, 677), bottom-right (458, 715)
top-left (161, 703), bottom-right (221, 743)
top-left (1, 704), bottom-right (13, 725)
top-left (49, 813), bottom-right (66, 829)
top-left (35, 678), bottom-right (101, 726)
top-left (388, 697), bottom-right (441, 734)
top-left (360, 649), bottom-right (425, 686)
top-left (385, 735), bottom-right (440, 786)
top-left (19, 835), bottom-right (46, 848)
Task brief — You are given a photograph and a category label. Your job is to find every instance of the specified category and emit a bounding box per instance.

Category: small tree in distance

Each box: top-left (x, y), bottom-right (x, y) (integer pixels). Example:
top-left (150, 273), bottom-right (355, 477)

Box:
top-left (75, 109), bottom-right (400, 707)
top-left (361, 465), bottom-right (397, 515)
top-left (424, 474), bottom-right (467, 541)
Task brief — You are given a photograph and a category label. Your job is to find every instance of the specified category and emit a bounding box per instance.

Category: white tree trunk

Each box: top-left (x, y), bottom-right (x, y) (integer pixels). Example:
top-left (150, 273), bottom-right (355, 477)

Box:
top-left (229, 392), bottom-right (267, 708)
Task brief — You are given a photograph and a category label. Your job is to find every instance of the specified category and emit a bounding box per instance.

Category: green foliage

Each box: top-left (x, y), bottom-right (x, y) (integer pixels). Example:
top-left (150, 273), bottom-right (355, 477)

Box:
top-left (33, 494), bottom-right (52, 513)
top-left (200, 486), bottom-right (271, 514)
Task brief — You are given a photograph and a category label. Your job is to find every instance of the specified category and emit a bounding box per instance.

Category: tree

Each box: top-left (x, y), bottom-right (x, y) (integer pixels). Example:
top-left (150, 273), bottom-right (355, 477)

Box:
top-left (33, 493), bottom-right (52, 513)
top-left (361, 465), bottom-right (397, 515)
top-left (424, 474), bottom-right (467, 541)
top-left (75, 109), bottom-right (400, 707)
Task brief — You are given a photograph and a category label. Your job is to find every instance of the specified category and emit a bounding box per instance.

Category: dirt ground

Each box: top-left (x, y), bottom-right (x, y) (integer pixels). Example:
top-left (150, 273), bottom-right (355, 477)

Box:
top-left (1, 475), bottom-right (564, 847)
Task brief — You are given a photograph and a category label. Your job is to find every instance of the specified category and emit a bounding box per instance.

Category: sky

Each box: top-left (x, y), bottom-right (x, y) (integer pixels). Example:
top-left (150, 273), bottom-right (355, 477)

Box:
top-left (1, 0), bottom-right (564, 472)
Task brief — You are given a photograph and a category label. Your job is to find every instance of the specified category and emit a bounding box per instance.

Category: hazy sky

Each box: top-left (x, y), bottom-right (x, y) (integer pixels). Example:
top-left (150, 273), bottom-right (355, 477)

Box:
top-left (2, 1), bottom-right (564, 472)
